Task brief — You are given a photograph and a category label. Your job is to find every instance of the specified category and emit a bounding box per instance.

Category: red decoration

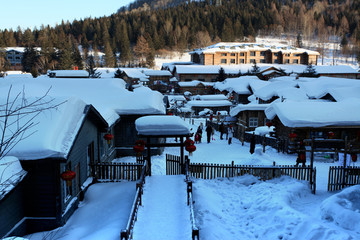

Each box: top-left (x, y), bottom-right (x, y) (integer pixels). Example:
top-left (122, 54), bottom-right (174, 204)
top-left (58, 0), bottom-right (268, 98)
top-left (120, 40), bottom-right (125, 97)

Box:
top-left (299, 153), bottom-right (306, 161)
top-left (351, 154), bottom-right (358, 162)
top-left (327, 131), bottom-right (335, 139)
top-left (185, 137), bottom-right (196, 156)
top-left (61, 170), bottom-right (76, 186)
top-left (133, 140), bottom-right (146, 156)
top-left (266, 122), bottom-right (272, 127)
top-left (288, 133), bottom-right (297, 140)
top-left (104, 133), bottom-right (114, 144)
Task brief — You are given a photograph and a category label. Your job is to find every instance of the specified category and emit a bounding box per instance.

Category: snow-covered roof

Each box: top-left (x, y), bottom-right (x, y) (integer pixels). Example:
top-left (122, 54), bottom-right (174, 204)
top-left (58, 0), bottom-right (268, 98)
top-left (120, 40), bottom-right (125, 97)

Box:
top-left (142, 69), bottom-right (172, 77)
top-left (214, 76), bottom-right (262, 94)
top-left (186, 100), bottom-right (233, 107)
top-left (191, 94), bottom-right (228, 101)
top-left (254, 81), bottom-right (299, 101)
top-left (0, 156), bottom-right (27, 200)
top-left (190, 42), bottom-right (320, 56)
top-left (0, 78), bottom-right (165, 126)
top-left (167, 95), bottom-right (186, 102)
top-left (120, 68), bottom-right (149, 80)
top-left (327, 87), bottom-right (360, 102)
top-left (178, 80), bottom-right (205, 87)
top-left (265, 100), bottom-right (360, 128)
top-left (135, 116), bottom-right (191, 136)
top-left (230, 103), bottom-right (270, 117)
top-left (48, 70), bottom-right (89, 78)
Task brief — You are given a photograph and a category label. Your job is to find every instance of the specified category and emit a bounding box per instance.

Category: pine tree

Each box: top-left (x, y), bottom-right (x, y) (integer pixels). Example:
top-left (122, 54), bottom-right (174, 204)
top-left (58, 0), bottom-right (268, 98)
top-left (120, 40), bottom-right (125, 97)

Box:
top-left (22, 46), bottom-right (38, 73)
top-left (103, 41), bottom-right (116, 67)
top-left (250, 62), bottom-right (260, 75)
top-left (216, 67), bottom-right (227, 82)
top-left (86, 55), bottom-right (101, 78)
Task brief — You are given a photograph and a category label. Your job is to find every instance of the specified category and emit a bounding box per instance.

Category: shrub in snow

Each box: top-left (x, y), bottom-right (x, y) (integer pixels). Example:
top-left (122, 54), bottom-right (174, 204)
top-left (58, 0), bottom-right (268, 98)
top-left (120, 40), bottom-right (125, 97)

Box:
top-left (320, 185), bottom-right (360, 230)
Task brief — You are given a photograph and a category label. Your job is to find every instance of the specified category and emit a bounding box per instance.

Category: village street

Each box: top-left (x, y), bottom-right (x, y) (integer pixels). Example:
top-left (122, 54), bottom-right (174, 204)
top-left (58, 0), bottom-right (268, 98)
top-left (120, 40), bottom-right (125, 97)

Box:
top-left (25, 118), bottom-right (360, 240)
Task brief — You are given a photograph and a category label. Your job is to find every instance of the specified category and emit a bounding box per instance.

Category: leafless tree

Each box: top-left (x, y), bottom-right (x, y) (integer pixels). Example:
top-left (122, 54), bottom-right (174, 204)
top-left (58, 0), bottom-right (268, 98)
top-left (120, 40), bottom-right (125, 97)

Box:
top-left (0, 85), bottom-right (65, 161)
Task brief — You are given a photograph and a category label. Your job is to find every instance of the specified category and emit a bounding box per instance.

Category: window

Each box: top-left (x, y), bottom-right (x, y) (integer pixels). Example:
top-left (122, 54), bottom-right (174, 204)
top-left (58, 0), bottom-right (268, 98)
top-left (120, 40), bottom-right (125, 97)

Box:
top-left (250, 59), bottom-right (256, 64)
top-left (249, 118), bottom-right (258, 127)
top-left (221, 53), bottom-right (227, 56)
top-left (260, 51), bottom-right (265, 56)
top-left (285, 59), bottom-right (290, 64)
top-left (274, 60), bottom-right (279, 63)
top-left (230, 59), bottom-right (236, 64)
top-left (87, 142), bottom-right (95, 176)
top-left (221, 59), bottom-right (227, 64)
top-left (274, 53), bottom-right (278, 57)
top-left (240, 59), bottom-right (245, 63)
top-left (293, 59), bottom-right (299, 64)
top-left (260, 59), bottom-right (266, 63)
top-left (230, 53), bottom-right (236, 56)
top-left (63, 164), bottom-right (72, 203)
top-left (250, 51), bottom-right (256, 56)
top-left (240, 53), bottom-right (245, 56)
top-left (285, 54), bottom-right (290, 57)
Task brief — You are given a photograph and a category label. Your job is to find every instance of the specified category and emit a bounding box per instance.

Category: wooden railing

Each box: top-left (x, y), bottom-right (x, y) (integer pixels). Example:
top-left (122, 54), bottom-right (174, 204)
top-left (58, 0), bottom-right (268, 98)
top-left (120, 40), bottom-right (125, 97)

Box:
top-left (91, 162), bottom-right (143, 182)
top-left (185, 156), bottom-right (200, 240)
top-left (328, 166), bottom-right (360, 191)
top-left (120, 161), bottom-right (147, 240)
top-left (189, 161), bottom-right (316, 193)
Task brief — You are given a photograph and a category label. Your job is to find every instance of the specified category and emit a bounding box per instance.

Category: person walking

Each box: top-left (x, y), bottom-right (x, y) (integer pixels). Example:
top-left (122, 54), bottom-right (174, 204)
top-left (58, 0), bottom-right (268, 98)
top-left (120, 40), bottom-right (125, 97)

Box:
top-left (228, 125), bottom-right (234, 144)
top-left (206, 124), bottom-right (213, 143)
top-left (219, 122), bottom-right (225, 140)
top-left (196, 125), bottom-right (203, 143)
top-left (250, 132), bottom-right (256, 154)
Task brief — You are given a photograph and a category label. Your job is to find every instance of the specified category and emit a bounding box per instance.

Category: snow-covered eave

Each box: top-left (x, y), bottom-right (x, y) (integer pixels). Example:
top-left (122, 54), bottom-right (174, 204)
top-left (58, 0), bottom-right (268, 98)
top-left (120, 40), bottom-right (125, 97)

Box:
top-left (0, 170), bottom-right (27, 201)
top-left (230, 104), bottom-right (270, 117)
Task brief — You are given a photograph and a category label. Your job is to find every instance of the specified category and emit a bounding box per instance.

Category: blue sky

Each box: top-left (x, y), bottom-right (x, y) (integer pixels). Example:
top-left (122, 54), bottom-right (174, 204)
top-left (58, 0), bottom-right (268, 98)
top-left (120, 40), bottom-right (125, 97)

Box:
top-left (0, 0), bottom-right (134, 30)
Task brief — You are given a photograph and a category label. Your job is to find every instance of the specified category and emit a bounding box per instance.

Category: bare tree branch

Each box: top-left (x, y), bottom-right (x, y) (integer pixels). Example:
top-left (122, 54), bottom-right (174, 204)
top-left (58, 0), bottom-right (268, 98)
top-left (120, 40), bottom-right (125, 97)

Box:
top-left (0, 85), bottom-right (66, 160)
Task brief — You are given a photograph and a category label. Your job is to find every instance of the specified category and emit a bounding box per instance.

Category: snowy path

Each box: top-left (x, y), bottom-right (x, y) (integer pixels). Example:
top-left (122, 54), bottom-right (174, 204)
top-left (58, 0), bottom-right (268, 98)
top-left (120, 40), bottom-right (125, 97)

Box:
top-left (133, 175), bottom-right (192, 240)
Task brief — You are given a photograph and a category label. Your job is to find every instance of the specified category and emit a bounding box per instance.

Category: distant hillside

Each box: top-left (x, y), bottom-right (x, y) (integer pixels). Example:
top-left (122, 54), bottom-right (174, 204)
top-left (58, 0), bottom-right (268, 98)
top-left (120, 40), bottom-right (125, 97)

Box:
top-left (118, 0), bottom-right (188, 12)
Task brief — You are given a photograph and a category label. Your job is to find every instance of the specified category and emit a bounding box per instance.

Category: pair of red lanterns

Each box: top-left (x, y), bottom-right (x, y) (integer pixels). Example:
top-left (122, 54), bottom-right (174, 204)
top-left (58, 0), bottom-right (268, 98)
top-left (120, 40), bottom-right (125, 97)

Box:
top-left (133, 140), bottom-right (146, 156)
top-left (185, 137), bottom-right (196, 156)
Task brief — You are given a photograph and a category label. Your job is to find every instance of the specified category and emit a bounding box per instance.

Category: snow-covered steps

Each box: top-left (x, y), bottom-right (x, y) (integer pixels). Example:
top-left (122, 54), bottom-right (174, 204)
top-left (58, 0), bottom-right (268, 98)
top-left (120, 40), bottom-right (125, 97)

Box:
top-left (133, 175), bottom-right (192, 240)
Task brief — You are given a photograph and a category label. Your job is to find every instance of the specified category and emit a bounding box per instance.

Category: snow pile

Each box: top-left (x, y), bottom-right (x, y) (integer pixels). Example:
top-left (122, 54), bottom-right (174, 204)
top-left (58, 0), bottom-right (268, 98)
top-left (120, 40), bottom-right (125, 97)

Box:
top-left (320, 185), bottom-right (360, 231)
top-left (254, 126), bottom-right (275, 137)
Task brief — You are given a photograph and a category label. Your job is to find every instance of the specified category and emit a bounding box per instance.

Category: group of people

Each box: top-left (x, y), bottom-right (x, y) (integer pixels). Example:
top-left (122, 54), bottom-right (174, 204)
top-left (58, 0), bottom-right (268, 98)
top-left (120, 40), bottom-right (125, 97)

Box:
top-left (195, 122), bottom-right (234, 145)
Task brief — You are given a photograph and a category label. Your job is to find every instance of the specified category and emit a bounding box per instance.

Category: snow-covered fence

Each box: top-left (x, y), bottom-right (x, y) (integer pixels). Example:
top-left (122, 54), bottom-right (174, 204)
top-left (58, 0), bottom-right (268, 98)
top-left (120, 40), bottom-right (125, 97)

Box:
top-left (328, 166), bottom-right (360, 191)
top-left (90, 162), bottom-right (143, 182)
top-left (189, 161), bottom-right (316, 193)
top-left (121, 161), bottom-right (147, 240)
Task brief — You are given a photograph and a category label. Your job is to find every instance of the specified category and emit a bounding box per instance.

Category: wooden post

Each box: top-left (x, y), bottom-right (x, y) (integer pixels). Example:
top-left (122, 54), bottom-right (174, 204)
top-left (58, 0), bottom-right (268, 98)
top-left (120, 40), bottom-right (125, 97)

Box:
top-left (147, 137), bottom-right (151, 176)
top-left (342, 136), bottom-right (348, 188)
top-left (310, 136), bottom-right (314, 187)
top-left (180, 137), bottom-right (185, 174)
top-left (262, 136), bottom-right (266, 153)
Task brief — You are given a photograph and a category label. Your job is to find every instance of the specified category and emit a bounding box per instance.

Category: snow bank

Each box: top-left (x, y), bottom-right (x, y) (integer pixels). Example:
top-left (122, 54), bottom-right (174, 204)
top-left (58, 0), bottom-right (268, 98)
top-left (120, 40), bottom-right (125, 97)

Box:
top-left (320, 185), bottom-right (360, 231)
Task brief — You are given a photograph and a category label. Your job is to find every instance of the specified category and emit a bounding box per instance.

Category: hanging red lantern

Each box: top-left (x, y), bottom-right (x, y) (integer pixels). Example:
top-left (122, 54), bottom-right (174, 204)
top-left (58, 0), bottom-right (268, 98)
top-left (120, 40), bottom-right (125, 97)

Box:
top-left (289, 133), bottom-right (297, 141)
top-left (185, 137), bottom-right (196, 156)
top-left (327, 131), bottom-right (335, 139)
top-left (133, 140), bottom-right (146, 156)
top-left (266, 122), bottom-right (272, 128)
top-left (104, 133), bottom-right (114, 144)
top-left (351, 154), bottom-right (358, 162)
top-left (61, 170), bottom-right (76, 186)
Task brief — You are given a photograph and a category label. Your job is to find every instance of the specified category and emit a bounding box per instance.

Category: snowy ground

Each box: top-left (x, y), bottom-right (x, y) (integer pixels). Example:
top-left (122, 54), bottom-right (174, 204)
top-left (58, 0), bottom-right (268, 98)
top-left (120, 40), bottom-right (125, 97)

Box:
top-left (24, 118), bottom-right (360, 240)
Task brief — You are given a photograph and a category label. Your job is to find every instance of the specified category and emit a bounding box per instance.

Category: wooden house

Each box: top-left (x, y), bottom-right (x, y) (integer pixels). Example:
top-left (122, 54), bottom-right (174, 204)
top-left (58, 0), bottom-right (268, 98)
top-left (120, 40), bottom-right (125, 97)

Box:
top-left (142, 69), bottom-right (173, 93)
top-left (230, 104), bottom-right (270, 132)
top-left (1, 98), bottom-right (109, 237)
top-left (265, 101), bottom-right (360, 153)
top-left (178, 80), bottom-right (215, 95)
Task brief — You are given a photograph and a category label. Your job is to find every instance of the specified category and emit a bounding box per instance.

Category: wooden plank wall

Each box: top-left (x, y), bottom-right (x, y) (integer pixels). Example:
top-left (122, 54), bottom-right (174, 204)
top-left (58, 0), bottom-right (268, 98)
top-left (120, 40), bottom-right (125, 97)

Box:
top-left (328, 166), bottom-right (360, 191)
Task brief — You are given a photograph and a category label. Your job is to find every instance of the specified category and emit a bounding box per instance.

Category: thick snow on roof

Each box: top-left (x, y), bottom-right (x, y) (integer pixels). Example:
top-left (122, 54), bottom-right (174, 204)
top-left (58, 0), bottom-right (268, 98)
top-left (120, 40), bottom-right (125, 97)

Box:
top-left (178, 80), bottom-right (204, 87)
top-left (327, 87), bottom-right (360, 102)
top-left (254, 81), bottom-right (299, 101)
top-left (3, 97), bottom-right (89, 160)
top-left (186, 100), bottom-right (233, 107)
top-left (214, 76), bottom-right (262, 94)
top-left (135, 116), bottom-right (191, 136)
top-left (142, 69), bottom-right (172, 77)
top-left (120, 68), bottom-right (149, 80)
top-left (265, 100), bottom-right (360, 128)
top-left (230, 103), bottom-right (270, 117)
top-left (0, 156), bottom-right (27, 200)
top-left (191, 94), bottom-right (228, 101)
top-left (298, 77), bottom-right (360, 99)
top-left (48, 70), bottom-right (89, 77)
top-left (0, 78), bottom-right (165, 125)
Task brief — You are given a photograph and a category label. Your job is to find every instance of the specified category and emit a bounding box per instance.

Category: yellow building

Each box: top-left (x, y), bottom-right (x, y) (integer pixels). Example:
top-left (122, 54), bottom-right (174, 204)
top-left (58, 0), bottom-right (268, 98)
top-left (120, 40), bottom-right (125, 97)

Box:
top-left (190, 42), bottom-right (319, 66)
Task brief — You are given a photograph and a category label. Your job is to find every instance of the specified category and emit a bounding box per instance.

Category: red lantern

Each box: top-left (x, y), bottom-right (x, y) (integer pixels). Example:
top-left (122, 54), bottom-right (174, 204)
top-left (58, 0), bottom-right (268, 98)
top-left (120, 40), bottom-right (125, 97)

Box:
top-left (104, 133), bottom-right (114, 144)
top-left (185, 137), bottom-right (196, 156)
top-left (289, 133), bottom-right (297, 141)
top-left (61, 170), bottom-right (76, 186)
top-left (133, 140), bottom-right (146, 156)
top-left (351, 154), bottom-right (358, 162)
top-left (266, 122), bottom-right (272, 128)
top-left (327, 131), bottom-right (335, 139)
